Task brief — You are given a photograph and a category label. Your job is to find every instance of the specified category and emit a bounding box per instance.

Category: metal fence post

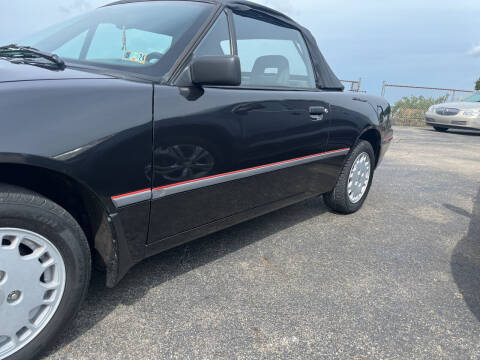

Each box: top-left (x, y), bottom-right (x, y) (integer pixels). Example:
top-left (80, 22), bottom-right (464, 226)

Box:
top-left (340, 80), bottom-right (361, 93)
top-left (381, 81), bottom-right (386, 97)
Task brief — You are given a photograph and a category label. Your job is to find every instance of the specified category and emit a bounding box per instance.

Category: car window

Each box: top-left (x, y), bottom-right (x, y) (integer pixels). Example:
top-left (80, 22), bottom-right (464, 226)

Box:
top-left (194, 12), bottom-right (231, 57)
top-left (86, 24), bottom-right (173, 65)
top-left (55, 30), bottom-right (88, 59)
top-left (232, 13), bottom-right (316, 89)
top-left (462, 94), bottom-right (480, 102)
top-left (20, 1), bottom-right (215, 78)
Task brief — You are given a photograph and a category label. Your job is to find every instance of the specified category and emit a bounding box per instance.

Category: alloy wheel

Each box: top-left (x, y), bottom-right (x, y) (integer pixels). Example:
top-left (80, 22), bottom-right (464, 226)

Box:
top-left (347, 152), bottom-right (371, 204)
top-left (0, 228), bottom-right (66, 359)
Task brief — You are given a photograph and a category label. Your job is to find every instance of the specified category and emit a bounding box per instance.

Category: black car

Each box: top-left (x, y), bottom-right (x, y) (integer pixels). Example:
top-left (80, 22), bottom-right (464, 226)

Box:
top-left (0, 1), bottom-right (392, 358)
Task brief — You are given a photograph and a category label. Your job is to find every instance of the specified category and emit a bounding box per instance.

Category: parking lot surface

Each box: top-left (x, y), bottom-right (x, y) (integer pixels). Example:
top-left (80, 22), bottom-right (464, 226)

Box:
top-left (44, 126), bottom-right (480, 359)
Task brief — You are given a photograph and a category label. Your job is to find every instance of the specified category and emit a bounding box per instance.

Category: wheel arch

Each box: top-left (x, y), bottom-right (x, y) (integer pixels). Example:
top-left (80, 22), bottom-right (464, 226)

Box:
top-left (357, 127), bottom-right (381, 168)
top-left (0, 158), bottom-right (119, 286)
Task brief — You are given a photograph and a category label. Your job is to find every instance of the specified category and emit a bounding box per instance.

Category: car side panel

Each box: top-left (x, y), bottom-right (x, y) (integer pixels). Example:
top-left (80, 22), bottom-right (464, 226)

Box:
top-left (0, 78), bottom-right (154, 266)
top-left (318, 92), bottom-right (393, 166)
top-left (321, 94), bottom-right (380, 150)
top-left (147, 85), bottom-right (353, 244)
top-left (0, 79), bottom-right (389, 284)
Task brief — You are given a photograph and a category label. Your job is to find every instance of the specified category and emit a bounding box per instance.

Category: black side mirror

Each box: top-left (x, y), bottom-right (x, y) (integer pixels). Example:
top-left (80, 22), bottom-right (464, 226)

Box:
top-left (190, 55), bottom-right (241, 87)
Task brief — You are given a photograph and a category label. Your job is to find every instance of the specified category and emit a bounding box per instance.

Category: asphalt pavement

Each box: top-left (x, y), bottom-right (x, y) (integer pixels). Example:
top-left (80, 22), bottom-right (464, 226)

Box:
top-left (44, 126), bottom-right (480, 360)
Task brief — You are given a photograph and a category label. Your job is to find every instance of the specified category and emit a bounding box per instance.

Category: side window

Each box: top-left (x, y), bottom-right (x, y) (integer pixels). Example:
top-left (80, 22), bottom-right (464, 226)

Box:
top-left (194, 12), bottom-right (231, 57)
top-left (232, 13), bottom-right (316, 89)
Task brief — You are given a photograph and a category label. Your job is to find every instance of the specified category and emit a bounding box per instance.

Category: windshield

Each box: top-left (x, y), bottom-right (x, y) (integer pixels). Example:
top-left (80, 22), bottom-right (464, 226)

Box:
top-left (18, 1), bottom-right (214, 78)
top-left (462, 93), bottom-right (480, 102)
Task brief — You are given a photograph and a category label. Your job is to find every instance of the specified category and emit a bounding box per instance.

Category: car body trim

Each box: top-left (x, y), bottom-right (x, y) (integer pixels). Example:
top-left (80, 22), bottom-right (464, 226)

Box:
top-left (111, 188), bottom-right (151, 208)
top-left (152, 148), bottom-right (350, 199)
top-left (111, 148), bottom-right (350, 207)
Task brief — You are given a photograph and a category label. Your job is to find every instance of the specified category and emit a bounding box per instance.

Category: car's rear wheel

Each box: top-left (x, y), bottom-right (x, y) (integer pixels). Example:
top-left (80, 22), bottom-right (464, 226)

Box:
top-left (433, 126), bottom-right (448, 132)
top-left (0, 185), bottom-right (90, 360)
top-left (323, 140), bottom-right (375, 214)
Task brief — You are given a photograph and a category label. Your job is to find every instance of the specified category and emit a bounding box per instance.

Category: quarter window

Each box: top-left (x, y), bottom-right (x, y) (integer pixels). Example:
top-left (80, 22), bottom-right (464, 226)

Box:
top-left (194, 12), bottom-right (231, 57)
top-left (232, 13), bottom-right (316, 89)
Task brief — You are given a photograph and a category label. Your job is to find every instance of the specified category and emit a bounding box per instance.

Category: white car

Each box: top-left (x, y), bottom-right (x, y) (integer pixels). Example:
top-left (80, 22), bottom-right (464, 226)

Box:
top-left (425, 92), bottom-right (480, 132)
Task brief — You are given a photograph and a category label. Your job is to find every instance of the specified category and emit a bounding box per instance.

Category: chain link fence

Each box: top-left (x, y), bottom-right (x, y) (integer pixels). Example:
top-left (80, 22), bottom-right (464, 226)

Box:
top-left (381, 83), bottom-right (474, 126)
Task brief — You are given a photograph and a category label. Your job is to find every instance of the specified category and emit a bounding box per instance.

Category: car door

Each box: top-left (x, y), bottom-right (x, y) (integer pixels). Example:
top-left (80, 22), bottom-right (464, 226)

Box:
top-left (148, 10), bottom-right (339, 244)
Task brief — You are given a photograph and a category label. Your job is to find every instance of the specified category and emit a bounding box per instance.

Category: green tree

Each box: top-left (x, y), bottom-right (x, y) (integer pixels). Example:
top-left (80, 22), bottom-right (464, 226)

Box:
top-left (475, 78), bottom-right (480, 91)
top-left (391, 94), bottom-right (451, 126)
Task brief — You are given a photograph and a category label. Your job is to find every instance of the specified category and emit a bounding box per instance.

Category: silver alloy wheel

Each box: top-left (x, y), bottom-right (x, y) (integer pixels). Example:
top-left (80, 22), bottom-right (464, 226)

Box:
top-left (347, 152), bottom-right (371, 204)
top-left (0, 228), bottom-right (66, 359)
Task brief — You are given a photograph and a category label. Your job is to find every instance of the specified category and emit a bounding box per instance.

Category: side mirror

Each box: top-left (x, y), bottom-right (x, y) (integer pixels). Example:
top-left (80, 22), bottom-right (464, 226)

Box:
top-left (190, 55), bottom-right (241, 87)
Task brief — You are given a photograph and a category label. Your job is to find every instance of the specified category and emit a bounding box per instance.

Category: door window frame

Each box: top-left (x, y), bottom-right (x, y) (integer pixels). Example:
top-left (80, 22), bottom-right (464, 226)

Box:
top-left (193, 10), bottom-right (234, 57)
top-left (171, 7), bottom-right (321, 92)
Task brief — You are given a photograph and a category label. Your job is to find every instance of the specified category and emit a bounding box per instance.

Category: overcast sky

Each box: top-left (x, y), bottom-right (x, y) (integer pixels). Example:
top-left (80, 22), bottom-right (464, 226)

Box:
top-left (0, 0), bottom-right (478, 99)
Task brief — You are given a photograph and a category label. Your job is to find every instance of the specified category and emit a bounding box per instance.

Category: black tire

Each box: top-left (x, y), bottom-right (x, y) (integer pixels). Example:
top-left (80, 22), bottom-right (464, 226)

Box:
top-left (0, 184), bottom-right (91, 360)
top-left (433, 126), bottom-right (448, 132)
top-left (323, 141), bottom-right (375, 214)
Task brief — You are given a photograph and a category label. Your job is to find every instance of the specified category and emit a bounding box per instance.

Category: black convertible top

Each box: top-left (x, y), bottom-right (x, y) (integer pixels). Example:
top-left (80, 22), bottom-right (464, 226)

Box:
top-left (106, 0), bottom-right (344, 91)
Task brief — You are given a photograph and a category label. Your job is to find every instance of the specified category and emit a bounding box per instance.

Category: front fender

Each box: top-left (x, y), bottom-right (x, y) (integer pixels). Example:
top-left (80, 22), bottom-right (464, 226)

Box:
top-left (0, 154), bottom-right (132, 287)
top-left (0, 77), bottom-right (155, 287)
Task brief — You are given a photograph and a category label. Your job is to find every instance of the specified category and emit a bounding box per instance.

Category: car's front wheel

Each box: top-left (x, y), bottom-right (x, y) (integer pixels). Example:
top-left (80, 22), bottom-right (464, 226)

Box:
top-left (323, 140), bottom-right (375, 214)
top-left (433, 126), bottom-right (448, 132)
top-left (0, 185), bottom-right (90, 360)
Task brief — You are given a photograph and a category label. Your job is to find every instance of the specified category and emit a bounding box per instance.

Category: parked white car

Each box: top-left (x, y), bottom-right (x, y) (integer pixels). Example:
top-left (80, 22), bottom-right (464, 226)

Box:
top-left (425, 92), bottom-right (480, 132)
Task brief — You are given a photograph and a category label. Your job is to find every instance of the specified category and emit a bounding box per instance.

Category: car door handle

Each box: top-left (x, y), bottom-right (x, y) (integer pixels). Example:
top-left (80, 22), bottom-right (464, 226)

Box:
top-left (309, 106), bottom-right (328, 121)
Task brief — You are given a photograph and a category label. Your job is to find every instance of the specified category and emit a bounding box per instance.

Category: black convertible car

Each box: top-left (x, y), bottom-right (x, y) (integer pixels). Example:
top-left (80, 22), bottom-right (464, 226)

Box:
top-left (0, 0), bottom-right (392, 358)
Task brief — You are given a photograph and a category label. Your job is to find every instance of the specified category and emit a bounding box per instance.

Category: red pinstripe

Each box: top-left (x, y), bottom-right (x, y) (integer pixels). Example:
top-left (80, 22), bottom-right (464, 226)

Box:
top-left (111, 148), bottom-right (350, 200)
top-left (111, 188), bottom-right (150, 200)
